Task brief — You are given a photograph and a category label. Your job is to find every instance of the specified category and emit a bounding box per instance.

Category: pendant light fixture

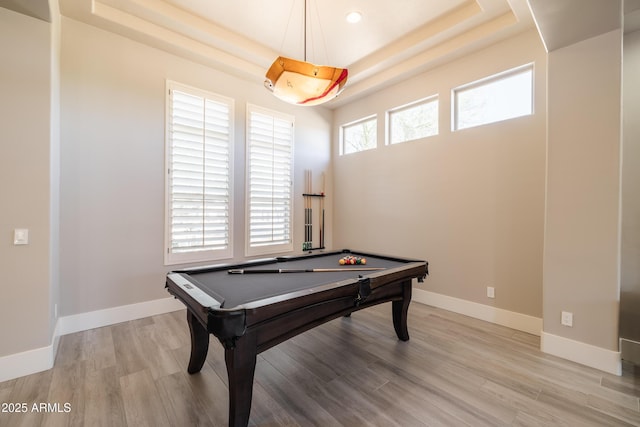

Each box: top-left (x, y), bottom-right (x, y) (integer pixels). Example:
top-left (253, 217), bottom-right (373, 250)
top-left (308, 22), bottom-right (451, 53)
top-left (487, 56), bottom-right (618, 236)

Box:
top-left (264, 0), bottom-right (348, 106)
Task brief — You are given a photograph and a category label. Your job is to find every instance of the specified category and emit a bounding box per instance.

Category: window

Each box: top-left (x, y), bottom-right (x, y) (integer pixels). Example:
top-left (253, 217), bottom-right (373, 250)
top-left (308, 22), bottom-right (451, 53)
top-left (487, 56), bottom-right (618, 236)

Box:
top-left (388, 96), bottom-right (438, 144)
top-left (165, 81), bottom-right (233, 265)
top-left (246, 104), bottom-right (294, 256)
top-left (340, 116), bottom-right (377, 155)
top-left (453, 64), bottom-right (533, 131)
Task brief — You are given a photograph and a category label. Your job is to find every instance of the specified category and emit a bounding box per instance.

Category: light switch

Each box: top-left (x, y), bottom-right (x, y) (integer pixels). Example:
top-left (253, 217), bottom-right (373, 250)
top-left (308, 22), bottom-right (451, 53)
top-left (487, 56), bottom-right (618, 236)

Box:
top-left (14, 229), bottom-right (29, 245)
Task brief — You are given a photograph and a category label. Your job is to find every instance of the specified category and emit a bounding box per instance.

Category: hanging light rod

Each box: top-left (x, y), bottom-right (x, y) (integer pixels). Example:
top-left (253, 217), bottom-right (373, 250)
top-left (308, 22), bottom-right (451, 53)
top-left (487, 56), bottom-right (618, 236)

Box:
top-left (264, 0), bottom-right (348, 106)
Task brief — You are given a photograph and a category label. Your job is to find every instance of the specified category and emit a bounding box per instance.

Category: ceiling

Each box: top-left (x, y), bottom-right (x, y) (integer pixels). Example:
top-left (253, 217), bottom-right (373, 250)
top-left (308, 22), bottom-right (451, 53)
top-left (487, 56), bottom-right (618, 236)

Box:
top-left (0, 0), bottom-right (50, 22)
top-left (3, 0), bottom-right (634, 107)
top-left (46, 0), bottom-right (539, 107)
top-left (527, 0), bottom-right (623, 51)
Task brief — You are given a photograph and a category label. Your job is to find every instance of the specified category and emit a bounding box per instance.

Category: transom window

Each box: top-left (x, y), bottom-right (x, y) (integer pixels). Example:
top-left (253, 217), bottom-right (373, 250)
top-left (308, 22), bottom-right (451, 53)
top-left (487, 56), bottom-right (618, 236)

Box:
top-left (340, 116), bottom-right (377, 155)
top-left (453, 64), bottom-right (534, 131)
top-left (388, 96), bottom-right (439, 144)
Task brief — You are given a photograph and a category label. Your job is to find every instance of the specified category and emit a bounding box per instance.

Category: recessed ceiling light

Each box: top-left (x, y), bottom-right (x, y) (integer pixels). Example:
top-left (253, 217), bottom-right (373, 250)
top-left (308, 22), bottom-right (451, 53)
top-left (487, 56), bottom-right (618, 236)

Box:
top-left (346, 11), bottom-right (362, 24)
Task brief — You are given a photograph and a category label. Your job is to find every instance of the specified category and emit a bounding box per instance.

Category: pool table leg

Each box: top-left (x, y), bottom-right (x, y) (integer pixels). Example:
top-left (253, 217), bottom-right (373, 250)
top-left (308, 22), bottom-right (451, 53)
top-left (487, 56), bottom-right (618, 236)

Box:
top-left (186, 310), bottom-right (209, 374)
top-left (392, 281), bottom-right (412, 341)
top-left (225, 332), bottom-right (257, 427)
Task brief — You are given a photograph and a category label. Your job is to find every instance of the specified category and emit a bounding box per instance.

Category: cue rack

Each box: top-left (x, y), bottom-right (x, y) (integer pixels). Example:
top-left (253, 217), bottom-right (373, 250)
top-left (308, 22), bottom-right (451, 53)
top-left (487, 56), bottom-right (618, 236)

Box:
top-left (302, 169), bottom-right (326, 251)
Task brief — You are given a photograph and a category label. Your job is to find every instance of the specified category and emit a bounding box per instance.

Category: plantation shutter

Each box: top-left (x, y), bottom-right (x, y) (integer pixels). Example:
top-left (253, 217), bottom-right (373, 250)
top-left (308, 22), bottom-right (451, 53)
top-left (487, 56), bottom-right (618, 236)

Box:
top-left (247, 105), bottom-right (294, 255)
top-left (166, 83), bottom-right (233, 264)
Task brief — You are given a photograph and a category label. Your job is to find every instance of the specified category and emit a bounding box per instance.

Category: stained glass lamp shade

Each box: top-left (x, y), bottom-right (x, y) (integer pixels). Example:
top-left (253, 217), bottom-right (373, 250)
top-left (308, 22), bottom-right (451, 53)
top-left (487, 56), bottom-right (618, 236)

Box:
top-left (264, 56), bottom-right (348, 106)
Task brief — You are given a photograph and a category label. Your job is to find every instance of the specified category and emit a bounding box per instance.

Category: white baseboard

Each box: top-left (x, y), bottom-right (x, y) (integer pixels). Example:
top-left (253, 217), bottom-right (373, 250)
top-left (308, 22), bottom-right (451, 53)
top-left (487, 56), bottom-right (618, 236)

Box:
top-left (412, 288), bottom-right (622, 376)
top-left (0, 343), bottom-right (56, 383)
top-left (0, 297), bottom-right (185, 383)
top-left (541, 331), bottom-right (622, 376)
top-left (57, 296), bottom-right (185, 336)
top-left (412, 288), bottom-right (542, 336)
top-left (3, 291), bottom-right (623, 383)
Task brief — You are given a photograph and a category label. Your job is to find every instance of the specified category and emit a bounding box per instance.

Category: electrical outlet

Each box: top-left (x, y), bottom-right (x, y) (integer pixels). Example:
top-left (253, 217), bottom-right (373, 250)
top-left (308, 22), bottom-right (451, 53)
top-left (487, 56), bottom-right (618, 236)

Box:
top-left (561, 311), bottom-right (573, 327)
top-left (13, 228), bottom-right (29, 245)
top-left (487, 286), bottom-right (495, 299)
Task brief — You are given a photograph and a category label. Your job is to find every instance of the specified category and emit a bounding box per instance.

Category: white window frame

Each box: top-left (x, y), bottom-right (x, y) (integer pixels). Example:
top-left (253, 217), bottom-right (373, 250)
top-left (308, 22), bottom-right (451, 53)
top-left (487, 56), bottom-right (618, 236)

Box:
top-left (164, 81), bottom-right (234, 265)
top-left (386, 95), bottom-right (439, 145)
top-left (340, 115), bottom-right (377, 155)
top-left (452, 63), bottom-right (534, 131)
top-left (245, 104), bottom-right (294, 257)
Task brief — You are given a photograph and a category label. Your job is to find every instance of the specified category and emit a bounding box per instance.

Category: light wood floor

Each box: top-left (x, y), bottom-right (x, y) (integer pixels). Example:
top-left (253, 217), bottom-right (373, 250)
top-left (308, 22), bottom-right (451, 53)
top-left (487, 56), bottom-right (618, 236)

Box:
top-left (1, 302), bottom-right (639, 426)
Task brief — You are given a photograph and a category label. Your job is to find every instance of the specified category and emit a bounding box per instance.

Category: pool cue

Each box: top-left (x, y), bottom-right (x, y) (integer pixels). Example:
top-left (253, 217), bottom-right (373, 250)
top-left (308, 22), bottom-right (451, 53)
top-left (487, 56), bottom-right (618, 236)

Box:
top-left (228, 267), bottom-right (386, 274)
top-left (308, 169), bottom-right (313, 248)
top-left (304, 170), bottom-right (310, 249)
top-left (321, 207), bottom-right (325, 248)
top-left (320, 172), bottom-right (325, 248)
top-left (304, 170), bottom-right (306, 247)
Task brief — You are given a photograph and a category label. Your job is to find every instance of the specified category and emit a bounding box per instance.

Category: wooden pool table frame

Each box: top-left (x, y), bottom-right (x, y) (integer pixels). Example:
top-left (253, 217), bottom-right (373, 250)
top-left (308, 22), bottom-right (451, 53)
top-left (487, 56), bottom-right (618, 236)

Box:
top-left (165, 250), bottom-right (428, 427)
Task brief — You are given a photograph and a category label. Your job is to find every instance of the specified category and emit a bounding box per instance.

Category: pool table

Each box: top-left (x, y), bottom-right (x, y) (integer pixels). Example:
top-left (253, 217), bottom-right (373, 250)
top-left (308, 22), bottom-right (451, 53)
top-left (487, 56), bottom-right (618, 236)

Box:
top-left (165, 249), bottom-right (428, 427)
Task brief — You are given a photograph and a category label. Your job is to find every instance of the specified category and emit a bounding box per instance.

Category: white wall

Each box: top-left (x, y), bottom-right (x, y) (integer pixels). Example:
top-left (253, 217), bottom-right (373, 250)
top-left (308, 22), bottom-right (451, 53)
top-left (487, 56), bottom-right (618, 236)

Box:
top-left (0, 7), bottom-right (54, 356)
top-left (543, 29), bottom-right (622, 358)
top-left (621, 29), bottom-right (640, 347)
top-left (2, 3), bottom-right (628, 380)
top-left (60, 17), bottom-right (333, 316)
top-left (49, 0), bottom-right (61, 347)
top-left (332, 30), bottom-right (547, 319)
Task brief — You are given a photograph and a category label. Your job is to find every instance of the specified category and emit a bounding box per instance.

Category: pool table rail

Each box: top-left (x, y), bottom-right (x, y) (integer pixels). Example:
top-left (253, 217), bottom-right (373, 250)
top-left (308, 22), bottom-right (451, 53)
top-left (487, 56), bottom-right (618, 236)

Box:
top-left (165, 249), bottom-right (428, 427)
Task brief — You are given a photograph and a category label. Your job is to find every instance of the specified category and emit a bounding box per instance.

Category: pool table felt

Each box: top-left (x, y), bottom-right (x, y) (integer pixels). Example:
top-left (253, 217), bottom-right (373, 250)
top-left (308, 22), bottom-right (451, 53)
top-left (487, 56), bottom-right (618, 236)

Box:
top-left (182, 252), bottom-right (411, 309)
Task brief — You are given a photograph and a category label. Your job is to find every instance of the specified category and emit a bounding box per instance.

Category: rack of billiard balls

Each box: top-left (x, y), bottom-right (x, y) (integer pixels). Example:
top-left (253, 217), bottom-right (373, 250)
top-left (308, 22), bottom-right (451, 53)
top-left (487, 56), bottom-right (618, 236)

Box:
top-left (338, 255), bottom-right (367, 265)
